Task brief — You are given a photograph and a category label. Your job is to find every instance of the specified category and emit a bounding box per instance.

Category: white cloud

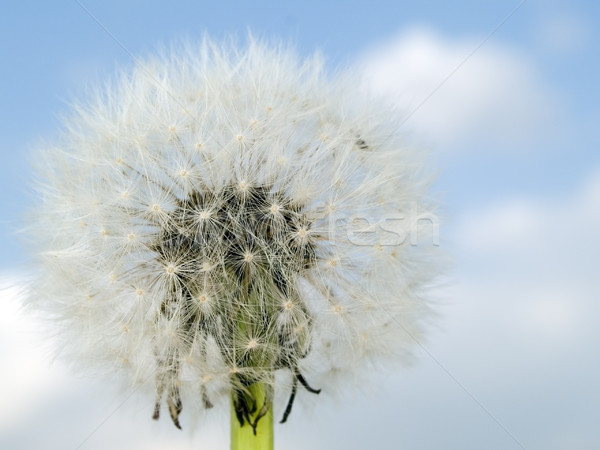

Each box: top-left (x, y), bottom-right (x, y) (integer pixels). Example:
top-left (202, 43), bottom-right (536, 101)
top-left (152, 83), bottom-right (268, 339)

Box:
top-left (455, 167), bottom-right (600, 269)
top-left (536, 12), bottom-right (590, 54)
top-left (0, 278), bottom-right (71, 435)
top-left (456, 199), bottom-right (544, 254)
top-left (359, 27), bottom-right (558, 152)
top-left (422, 169), bottom-right (600, 448)
top-left (452, 167), bottom-right (600, 345)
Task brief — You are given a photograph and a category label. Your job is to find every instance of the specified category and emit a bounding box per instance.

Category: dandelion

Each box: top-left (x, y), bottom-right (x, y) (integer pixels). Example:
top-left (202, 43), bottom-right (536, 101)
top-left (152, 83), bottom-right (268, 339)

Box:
top-left (27, 37), bottom-right (440, 449)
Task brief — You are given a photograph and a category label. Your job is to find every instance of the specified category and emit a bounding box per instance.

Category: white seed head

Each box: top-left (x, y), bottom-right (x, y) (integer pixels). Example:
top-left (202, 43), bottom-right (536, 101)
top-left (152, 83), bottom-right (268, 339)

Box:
top-left (27, 37), bottom-right (441, 429)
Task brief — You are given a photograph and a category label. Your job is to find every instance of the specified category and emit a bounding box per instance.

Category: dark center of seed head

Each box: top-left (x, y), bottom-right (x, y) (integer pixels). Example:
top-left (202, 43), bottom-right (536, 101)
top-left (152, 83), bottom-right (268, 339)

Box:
top-left (156, 184), bottom-right (316, 282)
top-left (151, 184), bottom-right (322, 429)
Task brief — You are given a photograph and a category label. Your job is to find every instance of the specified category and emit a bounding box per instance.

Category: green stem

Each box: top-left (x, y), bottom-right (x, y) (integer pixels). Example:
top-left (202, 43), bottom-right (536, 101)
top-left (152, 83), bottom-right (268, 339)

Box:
top-left (230, 382), bottom-right (273, 450)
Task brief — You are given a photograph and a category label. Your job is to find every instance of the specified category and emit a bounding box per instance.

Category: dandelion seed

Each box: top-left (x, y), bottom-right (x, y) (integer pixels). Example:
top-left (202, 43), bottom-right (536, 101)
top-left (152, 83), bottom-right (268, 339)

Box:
top-left (197, 209), bottom-right (211, 220)
top-left (269, 203), bottom-right (281, 215)
top-left (27, 37), bottom-right (441, 449)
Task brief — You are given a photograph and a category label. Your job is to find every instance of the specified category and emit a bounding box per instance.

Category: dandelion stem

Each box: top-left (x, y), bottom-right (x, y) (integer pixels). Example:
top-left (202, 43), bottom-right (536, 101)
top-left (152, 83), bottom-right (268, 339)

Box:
top-left (231, 382), bottom-right (274, 450)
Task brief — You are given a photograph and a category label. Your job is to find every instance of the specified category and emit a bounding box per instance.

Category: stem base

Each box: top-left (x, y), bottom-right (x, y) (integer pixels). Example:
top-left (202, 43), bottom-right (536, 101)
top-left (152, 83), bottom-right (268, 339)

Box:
top-left (230, 383), bottom-right (273, 450)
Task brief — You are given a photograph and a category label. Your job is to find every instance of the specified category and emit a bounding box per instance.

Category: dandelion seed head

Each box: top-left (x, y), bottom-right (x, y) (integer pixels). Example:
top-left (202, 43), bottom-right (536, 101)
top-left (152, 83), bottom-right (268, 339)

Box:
top-left (27, 37), bottom-right (441, 429)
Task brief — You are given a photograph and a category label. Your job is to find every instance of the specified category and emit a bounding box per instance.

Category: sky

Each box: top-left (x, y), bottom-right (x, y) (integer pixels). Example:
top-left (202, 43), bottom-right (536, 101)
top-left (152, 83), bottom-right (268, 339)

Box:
top-left (1, 1), bottom-right (599, 449)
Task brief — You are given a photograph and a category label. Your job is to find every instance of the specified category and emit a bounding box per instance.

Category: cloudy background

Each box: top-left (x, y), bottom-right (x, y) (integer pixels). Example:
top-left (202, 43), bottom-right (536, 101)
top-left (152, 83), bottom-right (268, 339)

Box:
top-left (1, 1), bottom-right (599, 449)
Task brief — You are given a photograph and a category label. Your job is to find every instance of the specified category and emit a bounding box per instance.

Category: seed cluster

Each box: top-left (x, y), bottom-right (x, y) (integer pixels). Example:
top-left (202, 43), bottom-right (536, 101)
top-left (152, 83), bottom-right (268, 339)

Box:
top-left (152, 184), bottom-right (318, 430)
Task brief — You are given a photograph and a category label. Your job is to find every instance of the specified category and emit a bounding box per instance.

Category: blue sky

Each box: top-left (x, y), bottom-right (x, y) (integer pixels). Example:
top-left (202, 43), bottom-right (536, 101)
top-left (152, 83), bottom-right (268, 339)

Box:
top-left (1, 1), bottom-right (599, 449)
